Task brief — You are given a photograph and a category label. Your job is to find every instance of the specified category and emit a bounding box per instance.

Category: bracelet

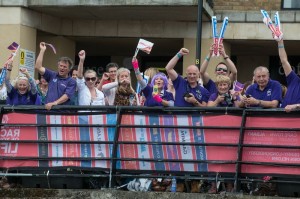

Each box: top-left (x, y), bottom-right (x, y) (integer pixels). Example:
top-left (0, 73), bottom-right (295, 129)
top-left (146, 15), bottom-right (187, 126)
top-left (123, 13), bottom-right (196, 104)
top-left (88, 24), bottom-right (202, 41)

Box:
top-left (176, 52), bottom-right (183, 59)
top-left (7, 69), bottom-right (12, 71)
top-left (224, 56), bottom-right (229, 60)
top-left (278, 45), bottom-right (284, 48)
top-left (205, 56), bottom-right (210, 62)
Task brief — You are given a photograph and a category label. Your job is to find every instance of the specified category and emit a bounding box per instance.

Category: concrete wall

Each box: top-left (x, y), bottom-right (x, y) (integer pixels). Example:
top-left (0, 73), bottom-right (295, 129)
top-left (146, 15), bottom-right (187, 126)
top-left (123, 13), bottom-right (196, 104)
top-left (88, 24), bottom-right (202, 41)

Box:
top-left (213, 0), bottom-right (281, 11)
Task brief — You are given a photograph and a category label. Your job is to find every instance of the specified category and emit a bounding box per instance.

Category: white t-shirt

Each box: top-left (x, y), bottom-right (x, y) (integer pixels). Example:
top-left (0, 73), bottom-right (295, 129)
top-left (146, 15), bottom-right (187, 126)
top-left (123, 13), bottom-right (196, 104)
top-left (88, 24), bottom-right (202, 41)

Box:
top-left (77, 78), bottom-right (105, 106)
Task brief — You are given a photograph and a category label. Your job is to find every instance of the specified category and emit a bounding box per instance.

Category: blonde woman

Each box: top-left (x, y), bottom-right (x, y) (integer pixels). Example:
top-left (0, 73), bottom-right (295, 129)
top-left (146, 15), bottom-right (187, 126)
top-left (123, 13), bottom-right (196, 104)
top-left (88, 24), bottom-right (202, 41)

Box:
top-left (207, 75), bottom-right (240, 107)
top-left (76, 50), bottom-right (105, 106)
top-left (102, 67), bottom-right (137, 106)
top-left (5, 62), bottom-right (41, 105)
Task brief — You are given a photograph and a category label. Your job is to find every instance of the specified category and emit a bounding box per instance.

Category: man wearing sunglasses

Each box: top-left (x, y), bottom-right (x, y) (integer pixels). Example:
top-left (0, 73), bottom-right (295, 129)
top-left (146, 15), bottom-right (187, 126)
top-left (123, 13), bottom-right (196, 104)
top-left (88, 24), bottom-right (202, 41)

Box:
top-left (200, 43), bottom-right (237, 95)
top-left (35, 42), bottom-right (76, 110)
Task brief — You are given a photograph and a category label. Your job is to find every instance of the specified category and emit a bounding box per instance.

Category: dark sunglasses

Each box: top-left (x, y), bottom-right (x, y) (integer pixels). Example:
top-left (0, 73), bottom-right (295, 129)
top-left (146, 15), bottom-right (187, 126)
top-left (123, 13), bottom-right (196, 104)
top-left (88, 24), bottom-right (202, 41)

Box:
top-left (85, 77), bottom-right (97, 82)
top-left (216, 68), bottom-right (228, 72)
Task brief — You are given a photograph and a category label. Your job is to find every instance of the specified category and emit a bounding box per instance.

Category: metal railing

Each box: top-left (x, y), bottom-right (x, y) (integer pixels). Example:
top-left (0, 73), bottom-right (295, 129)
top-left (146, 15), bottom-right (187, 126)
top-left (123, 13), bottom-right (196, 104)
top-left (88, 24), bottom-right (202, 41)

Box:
top-left (0, 105), bottom-right (299, 192)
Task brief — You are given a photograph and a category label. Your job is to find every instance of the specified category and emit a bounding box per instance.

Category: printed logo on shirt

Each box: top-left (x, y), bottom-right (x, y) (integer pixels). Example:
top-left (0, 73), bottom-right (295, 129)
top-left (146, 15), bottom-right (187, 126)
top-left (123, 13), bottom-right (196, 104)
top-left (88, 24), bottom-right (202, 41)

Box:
top-left (195, 90), bottom-right (202, 100)
top-left (53, 78), bottom-right (57, 82)
top-left (267, 89), bottom-right (272, 96)
top-left (60, 84), bottom-right (67, 88)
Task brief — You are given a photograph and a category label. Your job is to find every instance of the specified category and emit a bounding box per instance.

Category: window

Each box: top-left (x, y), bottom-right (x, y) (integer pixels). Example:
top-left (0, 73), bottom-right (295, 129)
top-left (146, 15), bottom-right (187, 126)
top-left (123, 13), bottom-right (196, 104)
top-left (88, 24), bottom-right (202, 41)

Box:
top-left (282, 0), bottom-right (300, 9)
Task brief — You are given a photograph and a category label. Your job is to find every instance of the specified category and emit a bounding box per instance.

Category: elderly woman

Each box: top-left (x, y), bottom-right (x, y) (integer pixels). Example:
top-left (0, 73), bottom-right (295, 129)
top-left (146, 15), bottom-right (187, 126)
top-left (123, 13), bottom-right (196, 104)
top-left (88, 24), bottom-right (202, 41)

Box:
top-left (207, 75), bottom-right (240, 107)
top-left (132, 57), bottom-right (174, 107)
top-left (5, 63), bottom-right (41, 105)
top-left (102, 67), bottom-right (137, 106)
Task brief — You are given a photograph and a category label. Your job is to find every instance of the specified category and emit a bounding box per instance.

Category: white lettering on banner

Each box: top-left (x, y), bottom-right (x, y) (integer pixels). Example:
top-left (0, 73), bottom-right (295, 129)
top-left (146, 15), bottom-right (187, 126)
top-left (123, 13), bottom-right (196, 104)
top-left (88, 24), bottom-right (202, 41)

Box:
top-left (0, 128), bottom-right (20, 138)
top-left (247, 131), bottom-right (265, 137)
top-left (180, 130), bottom-right (188, 154)
top-left (0, 143), bottom-right (18, 154)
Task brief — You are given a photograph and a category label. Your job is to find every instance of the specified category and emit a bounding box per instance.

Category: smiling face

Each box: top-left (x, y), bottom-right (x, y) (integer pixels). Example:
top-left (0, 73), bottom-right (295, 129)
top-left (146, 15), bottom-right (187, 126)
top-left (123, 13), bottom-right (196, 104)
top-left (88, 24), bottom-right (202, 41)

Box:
top-left (17, 78), bottom-right (29, 95)
top-left (215, 63), bottom-right (229, 76)
top-left (84, 70), bottom-right (97, 88)
top-left (215, 75), bottom-right (231, 95)
top-left (254, 67), bottom-right (269, 89)
top-left (217, 82), bottom-right (230, 94)
top-left (108, 66), bottom-right (117, 81)
top-left (186, 65), bottom-right (199, 86)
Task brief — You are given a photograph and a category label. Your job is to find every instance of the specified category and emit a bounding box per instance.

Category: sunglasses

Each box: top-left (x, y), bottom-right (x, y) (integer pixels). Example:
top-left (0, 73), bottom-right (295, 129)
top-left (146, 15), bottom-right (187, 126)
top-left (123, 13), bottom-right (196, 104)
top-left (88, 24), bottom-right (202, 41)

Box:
top-left (85, 77), bottom-right (97, 82)
top-left (95, 82), bottom-right (100, 84)
top-left (216, 68), bottom-right (228, 72)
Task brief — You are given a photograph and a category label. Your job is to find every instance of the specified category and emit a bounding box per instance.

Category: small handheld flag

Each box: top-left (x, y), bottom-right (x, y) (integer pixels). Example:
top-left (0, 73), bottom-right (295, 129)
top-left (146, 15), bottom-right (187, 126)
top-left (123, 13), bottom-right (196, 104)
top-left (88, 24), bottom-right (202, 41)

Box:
top-left (134, 39), bottom-right (154, 57)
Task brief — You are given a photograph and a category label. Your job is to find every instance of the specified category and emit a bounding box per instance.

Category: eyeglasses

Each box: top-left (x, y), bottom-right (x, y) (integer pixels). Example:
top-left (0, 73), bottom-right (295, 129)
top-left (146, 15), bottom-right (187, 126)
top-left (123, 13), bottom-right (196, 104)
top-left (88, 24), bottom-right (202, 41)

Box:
top-left (216, 68), bottom-right (228, 72)
top-left (95, 82), bottom-right (100, 85)
top-left (85, 77), bottom-right (97, 82)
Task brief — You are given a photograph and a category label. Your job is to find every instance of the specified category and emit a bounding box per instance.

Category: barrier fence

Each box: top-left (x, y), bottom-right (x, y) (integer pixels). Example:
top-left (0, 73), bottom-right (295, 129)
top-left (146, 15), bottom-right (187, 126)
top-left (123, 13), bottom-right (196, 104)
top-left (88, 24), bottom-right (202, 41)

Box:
top-left (0, 105), bottom-right (300, 192)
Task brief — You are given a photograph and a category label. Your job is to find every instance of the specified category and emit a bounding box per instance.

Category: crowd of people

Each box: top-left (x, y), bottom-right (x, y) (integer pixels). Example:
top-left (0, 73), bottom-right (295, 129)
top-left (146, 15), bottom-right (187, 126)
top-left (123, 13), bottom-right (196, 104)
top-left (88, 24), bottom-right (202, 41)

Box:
top-left (0, 37), bottom-right (299, 113)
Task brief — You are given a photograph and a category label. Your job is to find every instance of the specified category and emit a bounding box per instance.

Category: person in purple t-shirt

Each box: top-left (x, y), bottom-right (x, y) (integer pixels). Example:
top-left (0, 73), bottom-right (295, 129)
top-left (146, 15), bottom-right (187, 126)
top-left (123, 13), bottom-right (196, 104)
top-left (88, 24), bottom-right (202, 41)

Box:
top-left (132, 57), bottom-right (174, 107)
top-left (276, 39), bottom-right (300, 112)
top-left (240, 66), bottom-right (282, 108)
top-left (207, 75), bottom-right (241, 107)
top-left (165, 48), bottom-right (209, 107)
top-left (35, 42), bottom-right (76, 110)
top-left (200, 43), bottom-right (238, 95)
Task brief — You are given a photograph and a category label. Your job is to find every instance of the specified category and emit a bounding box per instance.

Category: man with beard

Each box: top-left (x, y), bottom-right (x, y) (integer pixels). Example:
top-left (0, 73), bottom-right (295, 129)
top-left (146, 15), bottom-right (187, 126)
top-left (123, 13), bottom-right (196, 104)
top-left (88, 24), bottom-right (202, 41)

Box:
top-left (165, 48), bottom-right (209, 107)
top-left (241, 66), bottom-right (282, 108)
top-left (35, 42), bottom-right (76, 110)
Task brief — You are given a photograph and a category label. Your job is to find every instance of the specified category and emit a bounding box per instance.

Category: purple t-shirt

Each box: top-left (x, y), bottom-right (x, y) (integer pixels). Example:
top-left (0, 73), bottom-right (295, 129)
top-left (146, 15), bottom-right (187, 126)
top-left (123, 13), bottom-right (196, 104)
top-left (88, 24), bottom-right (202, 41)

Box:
top-left (142, 85), bottom-right (174, 107)
top-left (245, 79), bottom-right (282, 107)
top-left (7, 87), bottom-right (41, 105)
top-left (43, 68), bottom-right (76, 105)
top-left (204, 79), bottom-right (217, 96)
top-left (281, 71), bottom-right (300, 108)
top-left (173, 75), bottom-right (209, 107)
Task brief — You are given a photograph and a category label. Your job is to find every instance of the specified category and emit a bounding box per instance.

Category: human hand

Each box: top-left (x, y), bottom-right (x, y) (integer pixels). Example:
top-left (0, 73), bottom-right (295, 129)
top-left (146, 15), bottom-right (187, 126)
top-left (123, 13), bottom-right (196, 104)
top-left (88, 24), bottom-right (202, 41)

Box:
top-left (179, 48), bottom-right (189, 56)
top-left (78, 50), bottom-right (86, 60)
top-left (19, 68), bottom-right (29, 75)
top-left (102, 72), bottom-right (109, 80)
top-left (40, 42), bottom-right (46, 51)
top-left (184, 93), bottom-right (195, 103)
top-left (219, 43), bottom-right (227, 57)
top-left (45, 102), bottom-right (56, 111)
top-left (153, 94), bottom-right (162, 103)
top-left (217, 94), bottom-right (225, 103)
top-left (132, 57), bottom-right (139, 71)
top-left (284, 104), bottom-right (298, 113)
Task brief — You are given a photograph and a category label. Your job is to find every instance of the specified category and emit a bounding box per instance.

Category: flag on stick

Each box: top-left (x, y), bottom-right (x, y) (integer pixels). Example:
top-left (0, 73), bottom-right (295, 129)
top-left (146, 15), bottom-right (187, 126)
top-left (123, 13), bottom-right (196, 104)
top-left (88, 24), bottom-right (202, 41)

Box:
top-left (134, 39), bottom-right (154, 57)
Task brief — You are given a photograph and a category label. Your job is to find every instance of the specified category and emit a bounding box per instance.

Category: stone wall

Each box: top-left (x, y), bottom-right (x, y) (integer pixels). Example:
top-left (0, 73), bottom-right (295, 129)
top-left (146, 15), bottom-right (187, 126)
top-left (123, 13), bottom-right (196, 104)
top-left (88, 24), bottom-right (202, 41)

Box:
top-left (213, 0), bottom-right (282, 12)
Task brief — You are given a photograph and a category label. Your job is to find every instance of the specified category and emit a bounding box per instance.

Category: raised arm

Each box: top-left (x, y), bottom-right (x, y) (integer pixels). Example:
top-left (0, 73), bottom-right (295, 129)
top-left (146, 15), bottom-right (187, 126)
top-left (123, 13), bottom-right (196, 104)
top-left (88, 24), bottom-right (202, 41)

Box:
top-left (219, 44), bottom-right (237, 82)
top-left (132, 57), bottom-right (147, 90)
top-left (200, 44), bottom-right (214, 85)
top-left (165, 48), bottom-right (189, 81)
top-left (278, 40), bottom-right (292, 76)
top-left (5, 60), bottom-right (13, 93)
top-left (35, 42), bottom-right (47, 75)
top-left (20, 68), bottom-right (37, 95)
top-left (77, 50), bottom-right (86, 79)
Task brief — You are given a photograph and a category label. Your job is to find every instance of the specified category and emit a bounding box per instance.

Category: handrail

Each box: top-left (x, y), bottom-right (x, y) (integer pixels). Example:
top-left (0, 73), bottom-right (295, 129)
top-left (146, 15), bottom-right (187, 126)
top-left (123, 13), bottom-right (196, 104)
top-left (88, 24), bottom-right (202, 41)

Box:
top-left (0, 105), bottom-right (299, 192)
